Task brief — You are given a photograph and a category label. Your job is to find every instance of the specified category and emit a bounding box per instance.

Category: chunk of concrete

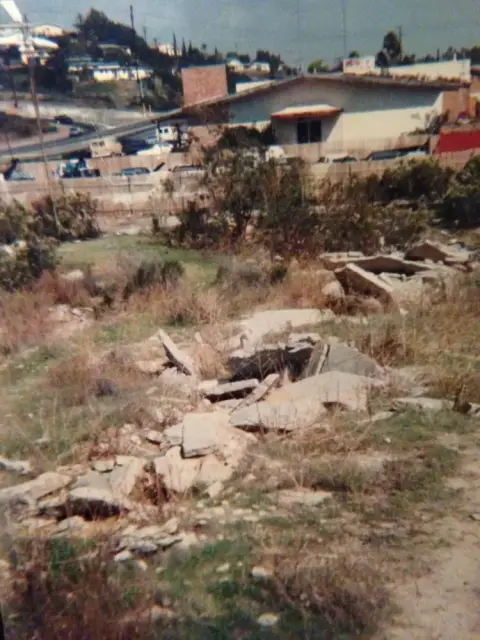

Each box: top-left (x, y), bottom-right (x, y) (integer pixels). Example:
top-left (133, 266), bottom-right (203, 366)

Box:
top-left (154, 447), bottom-right (234, 493)
top-left (235, 373), bottom-right (281, 409)
top-left (227, 308), bottom-right (335, 349)
top-left (157, 329), bottom-right (197, 375)
top-left (109, 456), bottom-right (145, 496)
top-left (335, 263), bottom-right (395, 304)
top-left (267, 371), bottom-right (382, 413)
top-left (323, 253), bottom-right (433, 275)
top-left (392, 396), bottom-right (453, 412)
top-left (0, 472), bottom-right (71, 505)
top-left (182, 410), bottom-right (232, 458)
top-left (405, 240), bottom-right (471, 265)
top-left (230, 398), bottom-right (327, 432)
top-left (315, 343), bottom-right (383, 379)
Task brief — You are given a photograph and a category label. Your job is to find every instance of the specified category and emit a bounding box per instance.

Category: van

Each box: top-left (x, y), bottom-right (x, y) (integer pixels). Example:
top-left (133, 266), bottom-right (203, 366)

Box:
top-left (90, 137), bottom-right (123, 158)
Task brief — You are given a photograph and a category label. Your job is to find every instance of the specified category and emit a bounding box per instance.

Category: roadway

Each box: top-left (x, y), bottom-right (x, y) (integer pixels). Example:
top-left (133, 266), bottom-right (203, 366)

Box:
top-left (0, 106), bottom-right (183, 162)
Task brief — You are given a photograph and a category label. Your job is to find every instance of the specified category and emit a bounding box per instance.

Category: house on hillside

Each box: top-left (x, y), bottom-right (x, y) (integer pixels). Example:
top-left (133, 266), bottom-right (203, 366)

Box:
top-left (31, 24), bottom-right (68, 38)
top-left (179, 64), bottom-right (470, 159)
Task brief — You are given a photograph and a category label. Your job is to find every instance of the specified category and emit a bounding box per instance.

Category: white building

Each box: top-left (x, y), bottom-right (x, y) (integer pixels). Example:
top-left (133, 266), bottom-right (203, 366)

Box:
top-left (31, 24), bottom-right (67, 38)
top-left (182, 72), bottom-right (468, 159)
top-left (155, 43), bottom-right (176, 56)
top-left (226, 57), bottom-right (245, 72)
top-left (92, 63), bottom-right (153, 82)
top-left (248, 61), bottom-right (270, 74)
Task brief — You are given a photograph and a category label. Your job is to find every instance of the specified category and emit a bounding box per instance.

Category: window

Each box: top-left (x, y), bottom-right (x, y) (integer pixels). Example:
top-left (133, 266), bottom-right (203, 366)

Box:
top-left (296, 119), bottom-right (322, 144)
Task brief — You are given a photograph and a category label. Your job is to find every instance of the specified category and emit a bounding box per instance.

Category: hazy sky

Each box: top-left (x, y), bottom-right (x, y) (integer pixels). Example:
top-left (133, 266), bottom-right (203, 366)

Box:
top-left (15, 0), bottom-right (480, 65)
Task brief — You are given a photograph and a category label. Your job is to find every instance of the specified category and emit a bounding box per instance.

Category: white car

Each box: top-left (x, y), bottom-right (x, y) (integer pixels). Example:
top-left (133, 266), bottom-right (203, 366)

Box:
top-left (137, 143), bottom-right (174, 156)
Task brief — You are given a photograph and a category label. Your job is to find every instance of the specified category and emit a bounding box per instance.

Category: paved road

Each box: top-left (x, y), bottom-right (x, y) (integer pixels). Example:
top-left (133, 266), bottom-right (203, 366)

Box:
top-left (0, 106), bottom-right (183, 162)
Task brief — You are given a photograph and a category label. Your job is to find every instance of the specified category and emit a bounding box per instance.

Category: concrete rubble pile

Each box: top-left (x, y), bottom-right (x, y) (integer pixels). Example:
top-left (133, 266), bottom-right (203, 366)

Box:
top-left (320, 240), bottom-right (476, 309)
top-left (0, 284), bottom-right (475, 561)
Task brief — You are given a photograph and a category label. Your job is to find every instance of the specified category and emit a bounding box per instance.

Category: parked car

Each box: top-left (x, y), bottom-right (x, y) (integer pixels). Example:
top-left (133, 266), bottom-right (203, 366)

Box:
top-left (54, 115), bottom-right (74, 125)
top-left (68, 126), bottom-right (85, 138)
top-left (137, 142), bottom-right (174, 156)
top-left (399, 149), bottom-right (429, 159)
top-left (319, 153), bottom-right (359, 164)
top-left (365, 149), bottom-right (404, 161)
top-left (7, 170), bottom-right (34, 181)
top-left (118, 167), bottom-right (151, 177)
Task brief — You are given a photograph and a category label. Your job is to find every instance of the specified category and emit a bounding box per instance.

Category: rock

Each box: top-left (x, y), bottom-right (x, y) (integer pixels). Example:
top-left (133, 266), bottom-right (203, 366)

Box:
top-left (227, 308), bottom-right (335, 350)
top-left (308, 343), bottom-right (383, 379)
top-left (157, 329), bottom-right (197, 376)
top-left (266, 371), bottom-right (382, 413)
top-left (63, 269), bottom-right (85, 283)
top-left (114, 549), bottom-right (134, 563)
top-left (197, 379), bottom-right (219, 394)
top-left (335, 263), bottom-right (395, 305)
top-left (92, 460), bottom-right (115, 473)
top-left (145, 430), bottom-right (164, 444)
top-left (302, 342), bottom-right (329, 378)
top-left (358, 296), bottom-right (385, 315)
top-left (154, 447), bottom-right (234, 493)
top-left (108, 457), bottom-right (145, 497)
top-left (158, 368), bottom-right (198, 396)
top-left (0, 472), bottom-right (71, 506)
top-left (182, 410), bottom-right (232, 458)
top-left (107, 334), bottom-right (169, 376)
top-left (202, 379), bottom-right (259, 401)
top-left (54, 516), bottom-right (85, 536)
top-left (288, 332), bottom-right (322, 345)
top-left (162, 423), bottom-right (184, 447)
top-left (257, 613), bottom-right (280, 627)
top-left (0, 456), bottom-right (32, 476)
top-left (321, 279), bottom-right (345, 303)
top-left (405, 240), bottom-right (471, 265)
top-left (251, 566), bottom-right (274, 580)
top-left (234, 373), bottom-right (281, 409)
top-left (231, 397), bottom-right (327, 432)
top-left (207, 481), bottom-right (224, 499)
top-left (277, 490), bottom-right (333, 507)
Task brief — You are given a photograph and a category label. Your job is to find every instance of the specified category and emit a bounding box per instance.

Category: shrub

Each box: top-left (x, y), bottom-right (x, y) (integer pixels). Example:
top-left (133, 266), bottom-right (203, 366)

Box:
top-left (123, 259), bottom-right (185, 300)
top-left (32, 192), bottom-right (100, 241)
top-left (0, 240), bottom-right (57, 292)
top-left (373, 158), bottom-right (454, 203)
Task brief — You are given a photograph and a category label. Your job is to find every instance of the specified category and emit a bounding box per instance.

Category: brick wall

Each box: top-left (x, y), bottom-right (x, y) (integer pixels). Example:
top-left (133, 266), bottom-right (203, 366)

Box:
top-left (181, 64), bottom-right (228, 106)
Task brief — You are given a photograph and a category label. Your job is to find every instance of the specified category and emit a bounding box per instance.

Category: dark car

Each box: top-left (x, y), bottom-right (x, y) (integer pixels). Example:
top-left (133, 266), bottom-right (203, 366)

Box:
top-left (54, 115), bottom-right (74, 125)
top-left (68, 126), bottom-right (85, 138)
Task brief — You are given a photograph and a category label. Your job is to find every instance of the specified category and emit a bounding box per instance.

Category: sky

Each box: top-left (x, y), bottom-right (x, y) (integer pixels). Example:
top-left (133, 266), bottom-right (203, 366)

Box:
top-left (13, 0), bottom-right (480, 66)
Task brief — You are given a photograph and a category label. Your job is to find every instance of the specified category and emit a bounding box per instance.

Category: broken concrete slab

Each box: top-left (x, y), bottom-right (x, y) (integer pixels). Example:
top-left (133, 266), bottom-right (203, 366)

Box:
top-left (182, 410), bottom-right (232, 458)
top-left (267, 371), bottom-right (382, 413)
top-left (235, 373), bottom-right (281, 409)
top-left (202, 379), bottom-right (259, 402)
top-left (230, 398), bottom-right (327, 432)
top-left (154, 447), bottom-right (234, 493)
top-left (315, 343), bottom-right (383, 379)
top-left (157, 329), bottom-right (197, 376)
top-left (301, 343), bottom-right (329, 378)
top-left (92, 460), bottom-right (115, 473)
top-left (335, 263), bottom-right (395, 304)
top-left (109, 456), bottom-right (145, 497)
top-left (0, 472), bottom-right (72, 506)
top-left (405, 240), bottom-right (471, 265)
top-left (392, 396), bottom-right (453, 412)
top-left (161, 423), bottom-right (184, 448)
top-left (323, 253), bottom-right (434, 275)
top-left (227, 308), bottom-right (335, 350)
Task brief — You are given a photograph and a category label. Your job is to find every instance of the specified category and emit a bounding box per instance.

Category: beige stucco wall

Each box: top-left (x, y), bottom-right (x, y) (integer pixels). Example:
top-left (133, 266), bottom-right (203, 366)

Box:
top-left (229, 79), bottom-right (444, 153)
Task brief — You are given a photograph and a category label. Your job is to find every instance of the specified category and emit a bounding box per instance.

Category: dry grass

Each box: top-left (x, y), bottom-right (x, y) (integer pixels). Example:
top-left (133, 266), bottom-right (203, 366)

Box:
top-left (33, 271), bottom-right (92, 308)
top-left (6, 537), bottom-right (155, 640)
top-left (0, 290), bottom-right (52, 355)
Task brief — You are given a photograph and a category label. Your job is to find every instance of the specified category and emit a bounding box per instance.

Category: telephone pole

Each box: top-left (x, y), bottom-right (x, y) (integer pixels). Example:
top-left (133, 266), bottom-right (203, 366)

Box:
top-left (341, 0), bottom-right (347, 59)
top-left (129, 4), bottom-right (145, 114)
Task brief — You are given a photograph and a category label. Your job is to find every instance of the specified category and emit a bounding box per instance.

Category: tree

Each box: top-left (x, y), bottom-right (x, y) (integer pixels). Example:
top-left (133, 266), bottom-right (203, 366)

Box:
top-left (382, 30), bottom-right (402, 60)
top-left (181, 39), bottom-right (187, 58)
top-left (307, 59), bottom-right (329, 73)
top-left (172, 32), bottom-right (178, 56)
top-left (348, 50), bottom-right (360, 58)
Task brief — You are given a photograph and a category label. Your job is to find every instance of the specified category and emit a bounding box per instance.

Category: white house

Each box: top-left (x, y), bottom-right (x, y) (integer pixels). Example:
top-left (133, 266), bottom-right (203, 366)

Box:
top-left (92, 63), bottom-right (153, 82)
top-left (226, 57), bottom-right (245, 72)
top-left (248, 61), bottom-right (270, 74)
top-left (182, 72), bottom-right (468, 159)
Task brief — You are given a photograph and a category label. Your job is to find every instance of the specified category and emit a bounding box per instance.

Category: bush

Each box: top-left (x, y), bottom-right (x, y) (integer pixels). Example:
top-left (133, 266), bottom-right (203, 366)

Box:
top-left (370, 158), bottom-right (454, 203)
top-left (32, 192), bottom-right (100, 241)
top-left (0, 240), bottom-right (57, 292)
top-left (123, 259), bottom-right (185, 299)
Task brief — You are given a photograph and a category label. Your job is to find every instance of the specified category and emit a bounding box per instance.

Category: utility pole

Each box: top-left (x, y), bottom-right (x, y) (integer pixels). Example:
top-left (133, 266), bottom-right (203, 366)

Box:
top-left (142, 25), bottom-right (147, 43)
top-left (129, 4), bottom-right (145, 115)
top-left (341, 0), bottom-right (348, 60)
